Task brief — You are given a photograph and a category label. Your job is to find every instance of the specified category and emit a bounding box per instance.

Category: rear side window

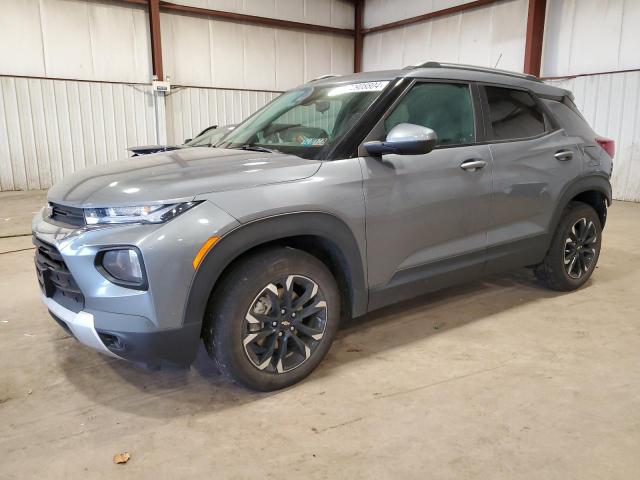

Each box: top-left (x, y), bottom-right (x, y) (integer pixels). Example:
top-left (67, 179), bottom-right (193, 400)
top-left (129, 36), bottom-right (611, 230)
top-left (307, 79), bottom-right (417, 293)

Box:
top-left (484, 86), bottom-right (546, 141)
top-left (542, 98), bottom-right (595, 139)
top-left (384, 82), bottom-right (475, 146)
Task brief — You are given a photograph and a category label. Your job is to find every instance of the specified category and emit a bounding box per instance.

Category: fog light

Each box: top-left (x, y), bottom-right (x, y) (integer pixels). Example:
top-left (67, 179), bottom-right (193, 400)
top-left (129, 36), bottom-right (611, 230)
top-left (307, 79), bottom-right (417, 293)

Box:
top-left (96, 248), bottom-right (146, 289)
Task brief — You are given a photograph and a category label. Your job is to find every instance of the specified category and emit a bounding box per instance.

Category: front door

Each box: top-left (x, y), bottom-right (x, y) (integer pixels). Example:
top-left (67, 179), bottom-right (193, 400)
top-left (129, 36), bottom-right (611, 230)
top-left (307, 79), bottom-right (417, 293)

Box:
top-left (360, 80), bottom-right (493, 310)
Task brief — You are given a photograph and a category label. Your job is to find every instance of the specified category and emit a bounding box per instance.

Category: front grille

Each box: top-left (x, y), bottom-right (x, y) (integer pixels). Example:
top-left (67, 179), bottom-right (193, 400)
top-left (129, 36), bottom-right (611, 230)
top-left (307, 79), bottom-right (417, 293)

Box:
top-left (34, 236), bottom-right (85, 313)
top-left (49, 203), bottom-right (85, 227)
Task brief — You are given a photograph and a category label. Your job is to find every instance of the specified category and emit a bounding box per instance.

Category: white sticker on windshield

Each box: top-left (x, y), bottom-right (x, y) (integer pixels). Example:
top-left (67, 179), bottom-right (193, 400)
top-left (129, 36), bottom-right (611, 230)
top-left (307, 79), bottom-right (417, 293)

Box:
top-left (328, 81), bottom-right (390, 97)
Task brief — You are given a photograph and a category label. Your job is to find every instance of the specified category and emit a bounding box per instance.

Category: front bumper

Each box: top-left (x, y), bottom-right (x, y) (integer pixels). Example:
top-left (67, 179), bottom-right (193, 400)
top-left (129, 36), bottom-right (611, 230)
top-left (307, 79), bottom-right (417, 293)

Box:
top-left (45, 292), bottom-right (202, 366)
top-left (32, 200), bottom-right (239, 367)
top-left (43, 294), bottom-right (120, 359)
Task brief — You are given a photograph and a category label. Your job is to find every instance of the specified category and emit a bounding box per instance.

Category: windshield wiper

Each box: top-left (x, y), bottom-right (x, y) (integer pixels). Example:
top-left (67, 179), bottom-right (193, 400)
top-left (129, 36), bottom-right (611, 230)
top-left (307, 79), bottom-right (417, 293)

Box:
top-left (238, 144), bottom-right (277, 153)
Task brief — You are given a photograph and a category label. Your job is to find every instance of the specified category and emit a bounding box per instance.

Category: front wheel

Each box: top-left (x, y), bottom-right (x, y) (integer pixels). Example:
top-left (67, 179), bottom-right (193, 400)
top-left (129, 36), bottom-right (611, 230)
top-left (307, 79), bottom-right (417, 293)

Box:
top-left (203, 247), bottom-right (340, 391)
top-left (535, 201), bottom-right (602, 291)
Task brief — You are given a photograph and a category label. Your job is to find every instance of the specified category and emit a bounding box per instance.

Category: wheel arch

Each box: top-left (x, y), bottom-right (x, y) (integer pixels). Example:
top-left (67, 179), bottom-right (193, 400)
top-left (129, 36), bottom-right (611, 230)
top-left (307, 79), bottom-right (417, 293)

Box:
top-left (182, 212), bottom-right (368, 343)
top-left (550, 174), bottom-right (612, 235)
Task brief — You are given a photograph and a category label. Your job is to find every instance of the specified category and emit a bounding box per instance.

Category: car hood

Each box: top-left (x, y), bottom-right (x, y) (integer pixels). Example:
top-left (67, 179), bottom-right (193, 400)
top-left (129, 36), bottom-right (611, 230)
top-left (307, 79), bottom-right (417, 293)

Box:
top-left (47, 147), bottom-right (321, 207)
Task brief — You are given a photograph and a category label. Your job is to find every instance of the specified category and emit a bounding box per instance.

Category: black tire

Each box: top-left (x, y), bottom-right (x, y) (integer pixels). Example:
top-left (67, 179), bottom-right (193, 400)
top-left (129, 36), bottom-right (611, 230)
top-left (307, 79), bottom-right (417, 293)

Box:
top-left (535, 201), bottom-right (602, 291)
top-left (203, 247), bottom-right (340, 391)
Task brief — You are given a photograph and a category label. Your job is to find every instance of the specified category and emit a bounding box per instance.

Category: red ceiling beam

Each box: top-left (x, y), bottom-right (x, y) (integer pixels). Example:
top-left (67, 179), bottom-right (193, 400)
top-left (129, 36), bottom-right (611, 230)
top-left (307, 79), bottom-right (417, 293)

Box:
top-left (354, 0), bottom-right (364, 72)
top-left (148, 0), bottom-right (164, 80)
top-left (361, 0), bottom-right (499, 35)
top-left (159, 1), bottom-right (354, 36)
top-left (523, 0), bottom-right (547, 76)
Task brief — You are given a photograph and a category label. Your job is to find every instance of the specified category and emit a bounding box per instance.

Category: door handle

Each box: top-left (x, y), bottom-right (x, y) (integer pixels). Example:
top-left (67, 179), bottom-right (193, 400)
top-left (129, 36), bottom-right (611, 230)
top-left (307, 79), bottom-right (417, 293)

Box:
top-left (460, 159), bottom-right (487, 172)
top-left (554, 150), bottom-right (574, 161)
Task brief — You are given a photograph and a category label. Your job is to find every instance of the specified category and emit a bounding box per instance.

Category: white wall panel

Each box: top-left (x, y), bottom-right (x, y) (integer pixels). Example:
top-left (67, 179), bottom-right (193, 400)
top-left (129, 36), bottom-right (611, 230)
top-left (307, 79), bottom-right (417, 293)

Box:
top-left (0, 0), bottom-right (151, 84)
top-left (0, 0), bottom-right (46, 78)
top-left (165, 86), bottom-right (279, 145)
top-left (364, 0), bottom-right (469, 29)
top-left (362, 0), bottom-right (527, 72)
top-left (161, 13), bottom-right (354, 90)
top-left (0, 77), bottom-right (158, 191)
top-left (547, 72), bottom-right (640, 202)
top-left (174, 0), bottom-right (354, 28)
top-left (542, 0), bottom-right (640, 77)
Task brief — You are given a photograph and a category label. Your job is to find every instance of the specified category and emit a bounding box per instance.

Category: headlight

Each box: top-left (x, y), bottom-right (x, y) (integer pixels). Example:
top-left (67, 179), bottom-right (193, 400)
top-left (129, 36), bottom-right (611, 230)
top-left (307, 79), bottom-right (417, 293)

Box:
top-left (96, 248), bottom-right (146, 289)
top-left (84, 202), bottom-right (200, 225)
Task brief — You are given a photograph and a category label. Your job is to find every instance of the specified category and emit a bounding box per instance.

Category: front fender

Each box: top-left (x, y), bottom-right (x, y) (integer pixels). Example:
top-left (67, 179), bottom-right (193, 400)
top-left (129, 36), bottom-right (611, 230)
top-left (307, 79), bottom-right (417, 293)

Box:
top-left (182, 211), bottom-right (368, 339)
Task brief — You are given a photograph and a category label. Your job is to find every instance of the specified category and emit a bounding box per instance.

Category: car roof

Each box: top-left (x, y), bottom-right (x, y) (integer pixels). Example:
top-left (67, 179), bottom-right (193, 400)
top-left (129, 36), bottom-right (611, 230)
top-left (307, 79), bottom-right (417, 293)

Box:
top-left (308, 61), bottom-right (570, 99)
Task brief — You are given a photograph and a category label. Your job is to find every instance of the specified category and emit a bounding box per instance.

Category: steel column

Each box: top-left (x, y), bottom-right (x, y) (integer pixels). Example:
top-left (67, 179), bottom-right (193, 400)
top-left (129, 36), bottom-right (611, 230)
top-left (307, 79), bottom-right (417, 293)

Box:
top-left (523, 0), bottom-right (547, 76)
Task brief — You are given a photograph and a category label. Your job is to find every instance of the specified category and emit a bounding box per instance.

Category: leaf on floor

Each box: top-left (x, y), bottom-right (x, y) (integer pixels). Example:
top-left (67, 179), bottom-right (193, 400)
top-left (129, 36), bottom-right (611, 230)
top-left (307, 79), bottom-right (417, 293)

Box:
top-left (113, 452), bottom-right (131, 464)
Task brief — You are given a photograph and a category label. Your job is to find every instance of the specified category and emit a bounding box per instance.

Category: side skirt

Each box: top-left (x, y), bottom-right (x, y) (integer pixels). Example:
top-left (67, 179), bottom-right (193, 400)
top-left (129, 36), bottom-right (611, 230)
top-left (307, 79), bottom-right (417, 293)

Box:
top-left (367, 250), bottom-right (485, 312)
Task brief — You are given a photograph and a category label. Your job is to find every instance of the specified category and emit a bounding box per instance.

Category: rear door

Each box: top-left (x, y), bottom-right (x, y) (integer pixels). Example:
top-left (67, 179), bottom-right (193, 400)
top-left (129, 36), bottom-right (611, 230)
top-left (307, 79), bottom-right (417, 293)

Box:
top-left (360, 80), bottom-right (493, 309)
top-left (480, 85), bottom-right (583, 272)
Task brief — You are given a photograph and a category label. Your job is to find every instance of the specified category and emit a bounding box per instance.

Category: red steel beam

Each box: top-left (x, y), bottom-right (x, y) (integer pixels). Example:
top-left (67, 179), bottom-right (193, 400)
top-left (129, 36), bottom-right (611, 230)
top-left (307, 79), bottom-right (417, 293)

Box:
top-left (541, 67), bottom-right (640, 81)
top-left (148, 0), bottom-right (164, 80)
top-left (159, 1), bottom-right (355, 36)
top-left (361, 0), bottom-right (499, 34)
top-left (523, 0), bottom-right (547, 76)
top-left (354, 0), bottom-right (364, 72)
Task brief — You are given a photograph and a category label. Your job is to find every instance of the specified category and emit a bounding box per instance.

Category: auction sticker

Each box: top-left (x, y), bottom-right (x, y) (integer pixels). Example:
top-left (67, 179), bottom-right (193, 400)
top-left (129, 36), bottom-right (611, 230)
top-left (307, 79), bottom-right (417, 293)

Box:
top-left (328, 81), bottom-right (390, 97)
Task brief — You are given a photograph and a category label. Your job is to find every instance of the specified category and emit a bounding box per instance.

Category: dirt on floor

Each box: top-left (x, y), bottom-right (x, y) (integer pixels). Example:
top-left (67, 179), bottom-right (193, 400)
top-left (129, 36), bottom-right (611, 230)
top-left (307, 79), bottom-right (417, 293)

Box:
top-left (0, 192), bottom-right (639, 479)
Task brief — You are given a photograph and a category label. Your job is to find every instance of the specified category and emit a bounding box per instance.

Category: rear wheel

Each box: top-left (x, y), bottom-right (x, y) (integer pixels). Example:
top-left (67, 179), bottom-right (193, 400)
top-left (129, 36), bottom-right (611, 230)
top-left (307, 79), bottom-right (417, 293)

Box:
top-left (203, 247), bottom-right (340, 391)
top-left (535, 201), bottom-right (602, 291)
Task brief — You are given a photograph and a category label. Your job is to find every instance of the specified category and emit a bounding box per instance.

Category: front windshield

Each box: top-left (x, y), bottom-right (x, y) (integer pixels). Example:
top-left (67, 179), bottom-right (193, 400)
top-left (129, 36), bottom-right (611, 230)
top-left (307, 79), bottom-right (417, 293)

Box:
top-left (216, 81), bottom-right (390, 159)
top-left (186, 125), bottom-right (235, 147)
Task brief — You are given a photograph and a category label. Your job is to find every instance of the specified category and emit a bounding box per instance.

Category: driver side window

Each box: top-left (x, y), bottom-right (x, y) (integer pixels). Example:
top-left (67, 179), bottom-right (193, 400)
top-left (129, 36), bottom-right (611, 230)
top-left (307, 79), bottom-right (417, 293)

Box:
top-left (385, 82), bottom-right (475, 146)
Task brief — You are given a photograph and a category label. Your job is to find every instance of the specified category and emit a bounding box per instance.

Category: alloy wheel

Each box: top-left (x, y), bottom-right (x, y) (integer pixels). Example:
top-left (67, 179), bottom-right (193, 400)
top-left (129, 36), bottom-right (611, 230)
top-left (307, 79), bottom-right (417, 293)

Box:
top-left (564, 217), bottom-right (598, 279)
top-left (242, 275), bottom-right (328, 374)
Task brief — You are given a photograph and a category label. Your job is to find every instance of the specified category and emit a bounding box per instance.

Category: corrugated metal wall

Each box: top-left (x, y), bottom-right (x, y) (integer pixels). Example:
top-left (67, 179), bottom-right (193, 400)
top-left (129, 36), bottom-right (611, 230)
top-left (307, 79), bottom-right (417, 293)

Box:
top-left (161, 14), bottom-right (354, 91)
top-left (362, 0), bottom-right (640, 202)
top-left (542, 0), bottom-right (640, 77)
top-left (0, 0), bottom-right (151, 84)
top-left (363, 0), bottom-right (468, 28)
top-left (542, 0), bottom-right (640, 202)
top-left (362, 0), bottom-right (528, 73)
top-left (2, 0), bottom-right (640, 201)
top-left (0, 77), bottom-right (158, 191)
top-left (547, 72), bottom-right (640, 203)
top-left (0, 77), bottom-right (283, 191)
top-left (173, 0), bottom-right (354, 28)
top-left (165, 87), bottom-right (279, 144)
top-left (0, 0), bottom-right (355, 192)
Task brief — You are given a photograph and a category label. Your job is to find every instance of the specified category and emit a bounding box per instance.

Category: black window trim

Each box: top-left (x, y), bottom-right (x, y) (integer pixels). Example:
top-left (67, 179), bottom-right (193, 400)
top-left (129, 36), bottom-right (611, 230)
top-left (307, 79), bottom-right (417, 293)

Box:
top-left (358, 77), bottom-right (485, 154)
top-left (332, 76), bottom-right (412, 160)
top-left (477, 82), bottom-right (562, 145)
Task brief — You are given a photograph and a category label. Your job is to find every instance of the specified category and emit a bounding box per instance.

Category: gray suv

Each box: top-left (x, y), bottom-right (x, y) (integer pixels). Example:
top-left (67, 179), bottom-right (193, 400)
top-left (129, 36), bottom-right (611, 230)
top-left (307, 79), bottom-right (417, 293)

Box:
top-left (33, 62), bottom-right (613, 391)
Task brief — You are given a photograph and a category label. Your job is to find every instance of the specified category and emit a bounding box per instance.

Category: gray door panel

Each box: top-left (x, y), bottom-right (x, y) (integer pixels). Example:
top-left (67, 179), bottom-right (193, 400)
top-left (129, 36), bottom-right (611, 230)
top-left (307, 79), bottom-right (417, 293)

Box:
top-left (487, 130), bottom-right (583, 268)
top-left (361, 144), bottom-right (492, 291)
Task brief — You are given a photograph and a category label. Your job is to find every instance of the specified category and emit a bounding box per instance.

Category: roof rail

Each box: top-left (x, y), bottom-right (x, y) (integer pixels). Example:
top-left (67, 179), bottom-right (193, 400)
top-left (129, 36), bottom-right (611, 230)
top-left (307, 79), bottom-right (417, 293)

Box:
top-left (404, 61), bottom-right (541, 83)
top-left (309, 74), bottom-right (340, 83)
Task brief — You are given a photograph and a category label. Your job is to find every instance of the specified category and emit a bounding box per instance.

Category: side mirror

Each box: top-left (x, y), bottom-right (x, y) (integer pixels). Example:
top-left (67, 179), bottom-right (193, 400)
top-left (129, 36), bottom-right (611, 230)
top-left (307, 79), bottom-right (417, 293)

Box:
top-left (363, 123), bottom-right (437, 156)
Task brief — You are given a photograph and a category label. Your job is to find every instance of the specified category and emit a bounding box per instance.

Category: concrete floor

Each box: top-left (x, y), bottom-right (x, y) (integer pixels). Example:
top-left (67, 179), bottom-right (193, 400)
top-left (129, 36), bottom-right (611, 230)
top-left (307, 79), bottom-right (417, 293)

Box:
top-left (1, 192), bottom-right (639, 479)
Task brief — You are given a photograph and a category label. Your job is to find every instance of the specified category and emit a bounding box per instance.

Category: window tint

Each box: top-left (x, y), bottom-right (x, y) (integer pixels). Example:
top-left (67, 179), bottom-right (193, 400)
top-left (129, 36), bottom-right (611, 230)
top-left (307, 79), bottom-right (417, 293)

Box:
top-left (485, 86), bottom-right (546, 140)
top-left (218, 82), bottom-right (388, 159)
top-left (385, 83), bottom-right (475, 146)
top-left (542, 98), bottom-right (595, 139)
